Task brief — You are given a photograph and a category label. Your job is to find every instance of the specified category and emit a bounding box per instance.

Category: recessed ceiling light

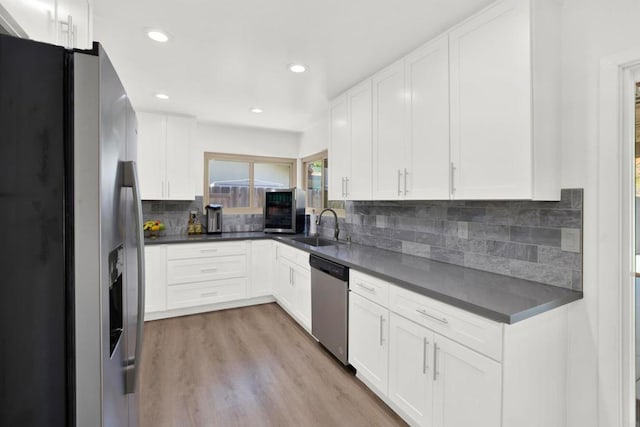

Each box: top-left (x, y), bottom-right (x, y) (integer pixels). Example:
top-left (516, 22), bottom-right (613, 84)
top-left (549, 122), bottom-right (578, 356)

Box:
top-left (250, 107), bottom-right (263, 114)
top-left (155, 93), bottom-right (169, 100)
top-left (288, 64), bottom-right (307, 73)
top-left (147, 30), bottom-right (169, 43)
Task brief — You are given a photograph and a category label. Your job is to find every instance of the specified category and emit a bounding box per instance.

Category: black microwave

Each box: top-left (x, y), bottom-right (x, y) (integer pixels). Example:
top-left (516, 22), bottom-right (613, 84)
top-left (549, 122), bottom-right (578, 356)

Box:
top-left (263, 188), bottom-right (306, 234)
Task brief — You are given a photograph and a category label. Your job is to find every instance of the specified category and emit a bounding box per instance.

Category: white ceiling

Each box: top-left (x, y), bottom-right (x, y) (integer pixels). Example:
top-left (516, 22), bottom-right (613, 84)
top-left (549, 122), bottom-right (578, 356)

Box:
top-left (94, 0), bottom-right (494, 132)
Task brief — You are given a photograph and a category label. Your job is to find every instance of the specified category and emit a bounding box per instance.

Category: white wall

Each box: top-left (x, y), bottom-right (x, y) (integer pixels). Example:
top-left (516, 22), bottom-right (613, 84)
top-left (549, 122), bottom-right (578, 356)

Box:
top-left (561, 1), bottom-right (640, 426)
top-left (192, 121), bottom-right (300, 196)
top-left (298, 112), bottom-right (329, 158)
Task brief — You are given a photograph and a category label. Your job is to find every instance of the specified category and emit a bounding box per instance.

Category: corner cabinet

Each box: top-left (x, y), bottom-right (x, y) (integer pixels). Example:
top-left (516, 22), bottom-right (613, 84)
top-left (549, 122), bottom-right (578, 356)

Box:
top-left (0, 0), bottom-right (93, 49)
top-left (448, 0), bottom-right (561, 200)
top-left (137, 112), bottom-right (195, 201)
top-left (328, 80), bottom-right (373, 201)
top-left (349, 269), bottom-right (569, 427)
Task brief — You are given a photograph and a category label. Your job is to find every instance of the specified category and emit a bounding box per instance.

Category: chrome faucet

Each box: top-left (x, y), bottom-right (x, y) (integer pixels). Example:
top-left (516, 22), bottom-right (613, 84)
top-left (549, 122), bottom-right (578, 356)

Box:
top-left (316, 208), bottom-right (340, 241)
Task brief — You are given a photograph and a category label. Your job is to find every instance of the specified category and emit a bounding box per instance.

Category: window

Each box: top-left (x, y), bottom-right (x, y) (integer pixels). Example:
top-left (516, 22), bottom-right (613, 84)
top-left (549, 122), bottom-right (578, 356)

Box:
top-left (204, 153), bottom-right (296, 213)
top-left (302, 151), bottom-right (328, 211)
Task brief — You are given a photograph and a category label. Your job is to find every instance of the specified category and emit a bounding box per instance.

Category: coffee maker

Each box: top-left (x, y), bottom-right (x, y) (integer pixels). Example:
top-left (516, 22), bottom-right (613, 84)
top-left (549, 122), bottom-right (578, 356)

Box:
top-left (206, 204), bottom-right (223, 234)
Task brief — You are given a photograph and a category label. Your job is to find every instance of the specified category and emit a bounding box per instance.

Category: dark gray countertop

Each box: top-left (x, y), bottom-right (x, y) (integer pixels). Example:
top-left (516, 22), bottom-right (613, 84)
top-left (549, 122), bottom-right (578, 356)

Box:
top-left (145, 233), bottom-right (583, 324)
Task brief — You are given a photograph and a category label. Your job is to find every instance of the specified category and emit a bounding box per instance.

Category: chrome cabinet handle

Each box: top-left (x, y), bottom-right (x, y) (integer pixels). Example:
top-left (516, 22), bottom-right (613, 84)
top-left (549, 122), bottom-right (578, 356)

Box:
top-left (404, 168), bottom-right (408, 195)
top-left (200, 248), bottom-right (218, 253)
top-left (416, 308), bottom-right (449, 325)
top-left (433, 343), bottom-right (440, 381)
top-left (397, 169), bottom-right (402, 196)
top-left (451, 162), bottom-right (456, 194)
top-left (423, 338), bottom-right (429, 374)
top-left (345, 177), bottom-right (349, 198)
top-left (122, 161), bottom-right (145, 395)
top-left (200, 267), bottom-right (218, 273)
top-left (379, 315), bottom-right (384, 346)
top-left (201, 291), bottom-right (218, 297)
top-left (356, 282), bottom-right (375, 293)
top-left (161, 181), bottom-right (165, 198)
top-left (168, 181), bottom-right (171, 199)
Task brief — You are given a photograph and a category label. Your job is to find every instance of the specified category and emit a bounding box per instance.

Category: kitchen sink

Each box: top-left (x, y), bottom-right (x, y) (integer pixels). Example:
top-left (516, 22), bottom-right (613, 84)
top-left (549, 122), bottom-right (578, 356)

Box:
top-left (289, 236), bottom-right (341, 247)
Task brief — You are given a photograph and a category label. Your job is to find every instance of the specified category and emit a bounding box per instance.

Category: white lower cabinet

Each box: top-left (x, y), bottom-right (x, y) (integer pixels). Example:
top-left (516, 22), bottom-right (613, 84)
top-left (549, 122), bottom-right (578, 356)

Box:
top-left (350, 269), bottom-right (568, 427)
top-left (388, 313), bottom-right (434, 427)
top-left (144, 245), bottom-right (167, 314)
top-left (432, 334), bottom-right (501, 427)
top-left (388, 313), bottom-right (501, 427)
top-left (249, 240), bottom-right (273, 297)
top-left (348, 292), bottom-right (389, 396)
top-left (274, 242), bottom-right (312, 331)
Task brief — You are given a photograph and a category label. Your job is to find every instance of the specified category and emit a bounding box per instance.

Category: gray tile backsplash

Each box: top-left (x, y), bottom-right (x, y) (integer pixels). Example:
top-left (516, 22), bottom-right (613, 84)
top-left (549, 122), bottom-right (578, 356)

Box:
top-left (144, 190), bottom-right (583, 291)
top-left (317, 189), bottom-right (583, 290)
top-left (142, 196), bottom-right (264, 234)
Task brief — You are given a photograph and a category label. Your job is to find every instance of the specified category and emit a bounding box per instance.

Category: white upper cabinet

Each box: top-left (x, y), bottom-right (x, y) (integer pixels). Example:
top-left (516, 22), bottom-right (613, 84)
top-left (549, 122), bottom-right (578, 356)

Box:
top-left (405, 35), bottom-right (451, 200)
top-left (0, 0), bottom-right (92, 49)
top-left (347, 80), bottom-right (373, 200)
top-left (449, 0), bottom-right (560, 200)
top-left (372, 60), bottom-right (407, 200)
top-left (165, 116), bottom-right (195, 200)
top-left (328, 96), bottom-right (349, 201)
top-left (137, 112), bottom-right (195, 201)
top-left (328, 0), bottom-right (561, 202)
top-left (328, 80), bottom-right (373, 201)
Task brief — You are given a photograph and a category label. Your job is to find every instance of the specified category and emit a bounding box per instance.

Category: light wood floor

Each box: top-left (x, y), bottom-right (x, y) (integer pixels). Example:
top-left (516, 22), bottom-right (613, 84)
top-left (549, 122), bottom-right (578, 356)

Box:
top-left (140, 303), bottom-right (407, 427)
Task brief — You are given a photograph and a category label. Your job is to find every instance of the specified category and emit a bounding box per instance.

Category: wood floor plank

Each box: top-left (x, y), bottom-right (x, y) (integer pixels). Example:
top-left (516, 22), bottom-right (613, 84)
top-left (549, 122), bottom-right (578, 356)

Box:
top-left (140, 303), bottom-right (407, 427)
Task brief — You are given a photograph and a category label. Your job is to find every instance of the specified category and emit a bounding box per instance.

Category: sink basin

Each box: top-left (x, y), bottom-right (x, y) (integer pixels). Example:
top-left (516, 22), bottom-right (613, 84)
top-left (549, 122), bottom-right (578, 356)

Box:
top-left (289, 236), bottom-right (340, 247)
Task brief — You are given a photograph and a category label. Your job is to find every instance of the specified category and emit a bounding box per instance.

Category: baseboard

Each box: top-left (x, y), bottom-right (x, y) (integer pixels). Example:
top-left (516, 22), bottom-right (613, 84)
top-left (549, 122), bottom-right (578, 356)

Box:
top-left (144, 295), bottom-right (276, 321)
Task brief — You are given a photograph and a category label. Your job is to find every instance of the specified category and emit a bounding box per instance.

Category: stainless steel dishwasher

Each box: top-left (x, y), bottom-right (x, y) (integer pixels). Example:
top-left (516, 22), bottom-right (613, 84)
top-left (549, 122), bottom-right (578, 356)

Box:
top-left (310, 254), bottom-right (349, 365)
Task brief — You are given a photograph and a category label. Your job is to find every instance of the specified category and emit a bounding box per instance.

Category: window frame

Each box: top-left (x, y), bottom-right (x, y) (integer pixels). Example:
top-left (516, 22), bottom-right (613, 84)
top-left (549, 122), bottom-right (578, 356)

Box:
top-left (203, 152), bottom-right (297, 214)
top-left (302, 150), bottom-right (328, 211)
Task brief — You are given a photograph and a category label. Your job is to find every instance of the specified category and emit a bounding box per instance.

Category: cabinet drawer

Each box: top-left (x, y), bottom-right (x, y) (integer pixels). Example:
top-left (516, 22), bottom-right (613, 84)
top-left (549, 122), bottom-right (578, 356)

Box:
top-left (276, 243), bottom-right (310, 270)
top-left (167, 255), bottom-right (247, 285)
top-left (389, 286), bottom-right (503, 361)
top-left (167, 278), bottom-right (247, 310)
top-left (349, 270), bottom-right (389, 307)
top-left (167, 241), bottom-right (247, 260)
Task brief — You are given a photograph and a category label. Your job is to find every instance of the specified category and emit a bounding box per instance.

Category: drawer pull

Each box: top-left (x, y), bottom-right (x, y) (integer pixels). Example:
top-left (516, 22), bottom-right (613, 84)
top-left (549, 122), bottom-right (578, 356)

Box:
top-left (201, 291), bottom-right (218, 297)
top-left (201, 268), bottom-right (218, 273)
top-left (379, 315), bottom-right (384, 346)
top-left (416, 308), bottom-right (449, 325)
top-left (200, 249), bottom-right (218, 253)
top-left (356, 282), bottom-right (376, 293)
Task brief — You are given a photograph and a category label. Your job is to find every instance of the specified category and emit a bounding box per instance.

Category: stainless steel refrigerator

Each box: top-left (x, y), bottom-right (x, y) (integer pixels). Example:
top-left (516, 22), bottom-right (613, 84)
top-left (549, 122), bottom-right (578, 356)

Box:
top-left (0, 34), bottom-right (145, 427)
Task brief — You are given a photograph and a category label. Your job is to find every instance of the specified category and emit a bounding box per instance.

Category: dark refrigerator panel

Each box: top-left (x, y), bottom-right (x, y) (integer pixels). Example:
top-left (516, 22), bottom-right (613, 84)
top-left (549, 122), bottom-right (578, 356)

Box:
top-left (0, 35), bottom-right (70, 426)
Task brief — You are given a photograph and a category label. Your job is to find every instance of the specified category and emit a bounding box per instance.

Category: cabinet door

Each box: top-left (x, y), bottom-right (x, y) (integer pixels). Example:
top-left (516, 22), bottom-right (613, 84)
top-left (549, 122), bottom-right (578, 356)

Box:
top-left (1, 0), bottom-right (57, 44)
top-left (328, 96), bottom-right (349, 200)
top-left (389, 313), bottom-right (434, 427)
top-left (405, 36), bottom-right (450, 200)
top-left (137, 112), bottom-right (166, 200)
top-left (144, 245), bottom-right (167, 314)
top-left (349, 292), bottom-right (389, 396)
top-left (165, 116), bottom-right (195, 200)
top-left (275, 260), bottom-right (295, 312)
top-left (347, 79), bottom-right (372, 200)
top-left (249, 240), bottom-right (273, 297)
top-left (432, 334), bottom-right (502, 427)
top-left (372, 60), bottom-right (407, 200)
top-left (292, 265), bottom-right (312, 331)
top-left (449, 0), bottom-right (532, 199)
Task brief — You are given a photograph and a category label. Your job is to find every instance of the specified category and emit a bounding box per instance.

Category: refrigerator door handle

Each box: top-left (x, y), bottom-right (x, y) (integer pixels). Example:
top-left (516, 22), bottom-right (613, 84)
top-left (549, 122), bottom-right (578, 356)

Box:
top-left (123, 161), bottom-right (145, 395)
